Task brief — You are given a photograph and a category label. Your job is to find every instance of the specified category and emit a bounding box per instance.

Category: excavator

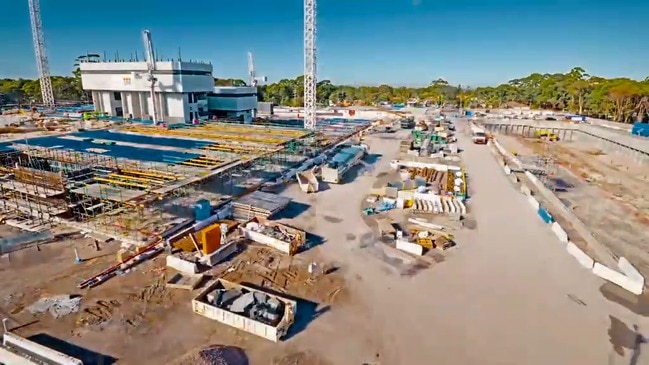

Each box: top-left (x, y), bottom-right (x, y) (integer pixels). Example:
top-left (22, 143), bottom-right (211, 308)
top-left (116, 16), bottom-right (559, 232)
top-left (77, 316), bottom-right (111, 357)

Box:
top-left (534, 129), bottom-right (559, 141)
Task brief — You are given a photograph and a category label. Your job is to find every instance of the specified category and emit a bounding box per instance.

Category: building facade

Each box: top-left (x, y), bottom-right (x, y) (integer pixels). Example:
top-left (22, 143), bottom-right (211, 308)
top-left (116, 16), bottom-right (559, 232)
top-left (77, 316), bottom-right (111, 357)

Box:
top-left (80, 60), bottom-right (214, 123)
top-left (207, 86), bottom-right (258, 123)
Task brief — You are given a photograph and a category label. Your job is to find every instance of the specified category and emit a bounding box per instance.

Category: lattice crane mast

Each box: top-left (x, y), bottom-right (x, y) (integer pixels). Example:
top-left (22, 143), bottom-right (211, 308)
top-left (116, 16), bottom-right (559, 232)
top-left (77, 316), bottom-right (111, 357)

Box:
top-left (303, 0), bottom-right (317, 130)
top-left (27, 0), bottom-right (55, 108)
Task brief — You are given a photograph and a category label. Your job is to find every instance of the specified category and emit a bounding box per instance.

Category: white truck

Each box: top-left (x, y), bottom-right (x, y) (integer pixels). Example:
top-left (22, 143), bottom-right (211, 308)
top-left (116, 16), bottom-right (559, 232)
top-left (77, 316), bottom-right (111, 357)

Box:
top-left (321, 144), bottom-right (369, 184)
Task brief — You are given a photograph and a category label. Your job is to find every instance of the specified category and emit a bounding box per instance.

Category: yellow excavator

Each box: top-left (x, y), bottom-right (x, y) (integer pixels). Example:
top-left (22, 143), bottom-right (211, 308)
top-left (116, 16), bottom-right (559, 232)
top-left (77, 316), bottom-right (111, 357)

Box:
top-left (534, 129), bottom-right (559, 141)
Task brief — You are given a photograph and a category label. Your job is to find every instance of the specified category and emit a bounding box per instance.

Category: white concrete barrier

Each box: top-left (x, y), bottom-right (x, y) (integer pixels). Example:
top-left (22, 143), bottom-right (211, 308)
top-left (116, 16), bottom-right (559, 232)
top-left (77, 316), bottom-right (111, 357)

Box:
top-left (508, 174), bottom-right (519, 183)
top-left (550, 222), bottom-right (569, 243)
top-left (396, 239), bottom-right (424, 256)
top-left (166, 255), bottom-right (198, 274)
top-left (520, 184), bottom-right (532, 196)
top-left (593, 262), bottom-right (644, 295)
top-left (566, 242), bottom-right (595, 269)
top-left (524, 171), bottom-right (540, 185)
top-left (619, 257), bottom-right (645, 285)
top-left (527, 195), bottom-right (539, 209)
top-left (2, 332), bottom-right (83, 365)
top-left (504, 165), bottom-right (511, 175)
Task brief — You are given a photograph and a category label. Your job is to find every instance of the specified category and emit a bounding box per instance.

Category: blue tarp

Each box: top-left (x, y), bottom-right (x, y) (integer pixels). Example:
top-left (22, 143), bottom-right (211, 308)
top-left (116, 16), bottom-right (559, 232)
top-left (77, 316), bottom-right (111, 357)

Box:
top-left (23, 136), bottom-right (200, 164)
top-left (73, 130), bottom-right (214, 150)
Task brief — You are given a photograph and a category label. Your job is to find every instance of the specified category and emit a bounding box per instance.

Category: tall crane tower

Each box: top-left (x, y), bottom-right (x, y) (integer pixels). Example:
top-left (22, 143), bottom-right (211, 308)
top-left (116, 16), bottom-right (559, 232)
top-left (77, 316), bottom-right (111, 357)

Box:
top-left (27, 0), bottom-right (55, 108)
top-left (303, 0), bottom-right (317, 130)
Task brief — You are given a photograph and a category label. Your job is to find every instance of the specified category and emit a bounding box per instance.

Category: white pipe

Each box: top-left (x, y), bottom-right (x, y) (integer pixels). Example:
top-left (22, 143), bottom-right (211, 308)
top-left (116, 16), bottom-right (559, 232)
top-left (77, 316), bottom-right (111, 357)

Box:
top-left (193, 204), bottom-right (232, 232)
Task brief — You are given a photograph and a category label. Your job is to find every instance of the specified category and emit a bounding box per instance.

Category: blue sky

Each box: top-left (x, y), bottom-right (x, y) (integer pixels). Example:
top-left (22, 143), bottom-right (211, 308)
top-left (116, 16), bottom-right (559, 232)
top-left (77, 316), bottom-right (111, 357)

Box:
top-left (0, 0), bottom-right (646, 86)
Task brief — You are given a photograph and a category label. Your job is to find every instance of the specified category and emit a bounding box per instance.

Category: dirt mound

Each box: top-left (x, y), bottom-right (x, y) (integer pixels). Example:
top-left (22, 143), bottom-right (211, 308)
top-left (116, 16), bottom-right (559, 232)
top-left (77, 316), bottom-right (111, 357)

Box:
top-left (272, 351), bottom-right (332, 365)
top-left (174, 345), bottom-right (248, 365)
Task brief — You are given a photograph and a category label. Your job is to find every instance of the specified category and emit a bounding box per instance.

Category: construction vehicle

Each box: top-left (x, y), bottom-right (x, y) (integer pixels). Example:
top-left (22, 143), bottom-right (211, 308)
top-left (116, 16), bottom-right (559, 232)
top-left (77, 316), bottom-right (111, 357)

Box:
top-left (400, 117), bottom-right (415, 129)
top-left (321, 144), bottom-right (368, 183)
top-left (471, 131), bottom-right (488, 144)
top-left (534, 129), bottom-right (559, 141)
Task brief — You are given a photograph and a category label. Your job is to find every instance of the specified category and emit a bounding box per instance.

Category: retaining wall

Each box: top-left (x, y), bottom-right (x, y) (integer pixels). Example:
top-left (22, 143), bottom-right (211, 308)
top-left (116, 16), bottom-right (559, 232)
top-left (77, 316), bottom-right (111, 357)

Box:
top-left (487, 134), bottom-right (644, 295)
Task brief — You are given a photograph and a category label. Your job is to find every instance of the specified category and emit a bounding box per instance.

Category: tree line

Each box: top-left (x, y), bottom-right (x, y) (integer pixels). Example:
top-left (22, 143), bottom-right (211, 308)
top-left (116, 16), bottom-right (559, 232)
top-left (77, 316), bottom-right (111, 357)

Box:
top-left (2, 65), bottom-right (647, 123)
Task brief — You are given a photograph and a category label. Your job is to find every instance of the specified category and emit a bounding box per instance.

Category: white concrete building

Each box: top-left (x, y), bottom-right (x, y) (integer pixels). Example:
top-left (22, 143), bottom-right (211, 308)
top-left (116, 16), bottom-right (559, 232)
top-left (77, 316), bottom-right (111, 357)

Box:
top-left (207, 86), bottom-right (258, 123)
top-left (80, 60), bottom-right (214, 123)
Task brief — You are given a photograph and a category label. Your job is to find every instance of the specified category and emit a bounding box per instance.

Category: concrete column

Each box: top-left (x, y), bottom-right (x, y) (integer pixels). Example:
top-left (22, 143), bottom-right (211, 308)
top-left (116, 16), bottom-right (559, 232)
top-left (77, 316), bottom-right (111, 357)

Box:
top-left (139, 92), bottom-right (147, 119)
top-left (158, 94), bottom-right (166, 121)
top-left (121, 93), bottom-right (127, 117)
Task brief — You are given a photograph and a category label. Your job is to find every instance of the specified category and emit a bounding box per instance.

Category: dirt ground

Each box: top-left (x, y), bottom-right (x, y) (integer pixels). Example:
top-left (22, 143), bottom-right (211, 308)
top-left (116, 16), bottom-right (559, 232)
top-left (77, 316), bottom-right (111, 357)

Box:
top-left (496, 133), bottom-right (649, 276)
top-left (0, 227), bottom-right (348, 364)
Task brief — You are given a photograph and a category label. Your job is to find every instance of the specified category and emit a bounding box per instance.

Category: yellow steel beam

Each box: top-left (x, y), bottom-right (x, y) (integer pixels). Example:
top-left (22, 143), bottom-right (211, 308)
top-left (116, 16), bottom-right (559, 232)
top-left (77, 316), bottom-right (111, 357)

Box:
top-left (108, 173), bottom-right (166, 186)
top-left (94, 177), bottom-right (149, 190)
top-left (124, 126), bottom-right (287, 145)
top-left (119, 169), bottom-right (179, 180)
top-left (180, 161), bottom-right (212, 168)
top-left (194, 156), bottom-right (221, 162)
top-left (200, 124), bottom-right (307, 137)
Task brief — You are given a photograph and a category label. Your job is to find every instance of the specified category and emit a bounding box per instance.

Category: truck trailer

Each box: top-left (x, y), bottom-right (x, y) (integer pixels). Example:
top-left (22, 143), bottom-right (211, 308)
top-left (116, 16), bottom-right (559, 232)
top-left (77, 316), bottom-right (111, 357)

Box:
top-left (321, 145), bottom-right (368, 183)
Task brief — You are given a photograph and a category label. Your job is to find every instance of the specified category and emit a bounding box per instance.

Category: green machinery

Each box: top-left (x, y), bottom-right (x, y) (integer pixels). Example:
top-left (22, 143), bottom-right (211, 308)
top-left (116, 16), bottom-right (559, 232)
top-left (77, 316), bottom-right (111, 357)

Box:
top-left (411, 130), bottom-right (447, 148)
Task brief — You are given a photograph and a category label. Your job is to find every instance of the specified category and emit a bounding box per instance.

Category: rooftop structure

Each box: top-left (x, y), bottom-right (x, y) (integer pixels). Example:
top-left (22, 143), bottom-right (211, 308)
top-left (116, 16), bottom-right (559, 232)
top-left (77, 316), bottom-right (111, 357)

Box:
top-left (208, 86), bottom-right (258, 123)
top-left (80, 60), bottom-right (214, 123)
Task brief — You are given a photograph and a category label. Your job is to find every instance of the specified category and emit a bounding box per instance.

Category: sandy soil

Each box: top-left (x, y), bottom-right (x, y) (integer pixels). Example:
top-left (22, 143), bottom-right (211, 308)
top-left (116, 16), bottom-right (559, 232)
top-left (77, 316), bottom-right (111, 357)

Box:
top-left (2, 123), bottom-right (649, 364)
top-left (496, 134), bottom-right (649, 278)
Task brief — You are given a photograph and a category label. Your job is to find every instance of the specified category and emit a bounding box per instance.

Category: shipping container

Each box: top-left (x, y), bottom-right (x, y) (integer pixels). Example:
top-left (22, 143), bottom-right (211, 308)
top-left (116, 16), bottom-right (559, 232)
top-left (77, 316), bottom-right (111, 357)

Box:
top-left (192, 279), bottom-right (297, 342)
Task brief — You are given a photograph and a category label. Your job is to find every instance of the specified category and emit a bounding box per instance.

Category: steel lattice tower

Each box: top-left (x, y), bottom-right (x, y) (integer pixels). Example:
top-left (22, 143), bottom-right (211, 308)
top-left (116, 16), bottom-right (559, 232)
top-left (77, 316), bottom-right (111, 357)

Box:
top-left (28, 0), bottom-right (55, 108)
top-left (303, 0), bottom-right (317, 130)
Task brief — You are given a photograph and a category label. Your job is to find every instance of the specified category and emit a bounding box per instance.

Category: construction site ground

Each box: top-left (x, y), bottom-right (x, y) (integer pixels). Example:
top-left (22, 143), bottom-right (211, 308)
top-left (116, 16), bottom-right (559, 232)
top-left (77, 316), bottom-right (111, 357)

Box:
top-left (2, 122), bottom-right (649, 364)
top-left (495, 133), bottom-right (649, 278)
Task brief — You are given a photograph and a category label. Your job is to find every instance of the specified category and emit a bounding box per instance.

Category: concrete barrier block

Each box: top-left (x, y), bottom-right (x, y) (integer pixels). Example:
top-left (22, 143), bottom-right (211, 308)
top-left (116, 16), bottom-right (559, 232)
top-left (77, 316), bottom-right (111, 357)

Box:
top-left (593, 263), bottom-right (644, 295)
top-left (520, 184), bottom-right (532, 196)
top-left (566, 242), bottom-right (594, 269)
top-left (524, 171), bottom-right (540, 185)
top-left (509, 174), bottom-right (519, 183)
top-left (166, 255), bottom-right (198, 274)
top-left (550, 222), bottom-right (569, 242)
top-left (618, 257), bottom-right (644, 284)
top-left (527, 195), bottom-right (539, 209)
top-left (504, 165), bottom-right (511, 175)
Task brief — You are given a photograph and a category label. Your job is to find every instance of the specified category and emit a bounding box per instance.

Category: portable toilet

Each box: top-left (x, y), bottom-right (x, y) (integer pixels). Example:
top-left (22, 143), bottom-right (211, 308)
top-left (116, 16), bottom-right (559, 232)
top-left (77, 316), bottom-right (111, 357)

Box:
top-left (194, 199), bottom-right (212, 221)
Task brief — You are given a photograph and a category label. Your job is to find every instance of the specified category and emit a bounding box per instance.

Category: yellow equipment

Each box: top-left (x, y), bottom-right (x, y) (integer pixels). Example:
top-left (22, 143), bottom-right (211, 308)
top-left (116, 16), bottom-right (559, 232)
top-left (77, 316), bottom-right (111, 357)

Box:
top-left (534, 129), bottom-right (559, 141)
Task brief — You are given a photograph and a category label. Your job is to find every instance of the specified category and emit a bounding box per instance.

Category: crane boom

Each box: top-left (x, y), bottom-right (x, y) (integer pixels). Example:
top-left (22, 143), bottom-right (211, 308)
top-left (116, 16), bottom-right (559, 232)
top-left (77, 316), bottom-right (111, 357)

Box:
top-left (142, 30), bottom-right (160, 125)
top-left (27, 0), bottom-right (55, 108)
top-left (248, 51), bottom-right (256, 87)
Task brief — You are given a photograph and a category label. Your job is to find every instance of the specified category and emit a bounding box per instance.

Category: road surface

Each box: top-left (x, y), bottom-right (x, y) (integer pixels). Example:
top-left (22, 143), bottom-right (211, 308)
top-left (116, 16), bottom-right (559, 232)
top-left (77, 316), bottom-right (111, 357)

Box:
top-left (280, 122), bottom-right (649, 365)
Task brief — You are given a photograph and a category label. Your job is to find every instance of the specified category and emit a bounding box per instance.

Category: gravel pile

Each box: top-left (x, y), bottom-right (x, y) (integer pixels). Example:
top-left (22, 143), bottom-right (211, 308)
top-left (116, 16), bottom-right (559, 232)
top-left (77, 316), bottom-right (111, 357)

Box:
top-left (174, 345), bottom-right (248, 365)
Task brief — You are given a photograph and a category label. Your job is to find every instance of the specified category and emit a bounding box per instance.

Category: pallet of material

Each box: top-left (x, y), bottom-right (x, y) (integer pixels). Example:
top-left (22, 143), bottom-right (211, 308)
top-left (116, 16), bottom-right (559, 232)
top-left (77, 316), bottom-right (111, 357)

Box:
top-left (232, 191), bottom-right (291, 221)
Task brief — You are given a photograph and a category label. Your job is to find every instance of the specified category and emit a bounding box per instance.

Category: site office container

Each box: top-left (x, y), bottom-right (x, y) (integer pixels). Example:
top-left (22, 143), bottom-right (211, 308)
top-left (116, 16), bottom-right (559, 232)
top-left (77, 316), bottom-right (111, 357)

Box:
top-left (321, 146), bottom-right (367, 183)
top-left (192, 278), bottom-right (297, 342)
top-left (239, 217), bottom-right (306, 255)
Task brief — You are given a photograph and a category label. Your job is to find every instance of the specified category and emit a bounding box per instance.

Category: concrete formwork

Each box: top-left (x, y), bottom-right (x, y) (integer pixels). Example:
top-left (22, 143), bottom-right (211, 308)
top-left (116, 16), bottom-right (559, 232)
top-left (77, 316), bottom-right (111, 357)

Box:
top-left (482, 120), bottom-right (649, 165)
